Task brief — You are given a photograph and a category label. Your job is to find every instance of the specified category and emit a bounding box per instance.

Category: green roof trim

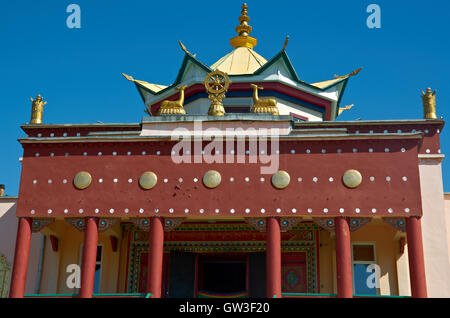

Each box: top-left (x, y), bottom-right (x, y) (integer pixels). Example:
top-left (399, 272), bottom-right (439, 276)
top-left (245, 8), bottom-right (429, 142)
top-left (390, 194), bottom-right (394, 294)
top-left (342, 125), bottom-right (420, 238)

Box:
top-left (174, 52), bottom-right (212, 85)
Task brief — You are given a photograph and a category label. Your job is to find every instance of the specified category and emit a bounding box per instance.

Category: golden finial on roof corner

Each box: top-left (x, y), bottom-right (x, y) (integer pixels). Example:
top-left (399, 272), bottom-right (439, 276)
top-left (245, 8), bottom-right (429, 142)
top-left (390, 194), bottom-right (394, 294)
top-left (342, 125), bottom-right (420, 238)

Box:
top-left (282, 36), bottom-right (289, 51)
top-left (30, 94), bottom-right (47, 124)
top-left (230, 3), bottom-right (257, 49)
top-left (334, 68), bottom-right (363, 79)
top-left (421, 87), bottom-right (437, 119)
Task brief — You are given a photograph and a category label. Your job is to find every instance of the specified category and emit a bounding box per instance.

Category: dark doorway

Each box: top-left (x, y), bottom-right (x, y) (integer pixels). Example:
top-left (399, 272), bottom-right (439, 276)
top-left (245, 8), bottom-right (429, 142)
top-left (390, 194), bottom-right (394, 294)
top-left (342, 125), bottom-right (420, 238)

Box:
top-left (199, 255), bottom-right (247, 294)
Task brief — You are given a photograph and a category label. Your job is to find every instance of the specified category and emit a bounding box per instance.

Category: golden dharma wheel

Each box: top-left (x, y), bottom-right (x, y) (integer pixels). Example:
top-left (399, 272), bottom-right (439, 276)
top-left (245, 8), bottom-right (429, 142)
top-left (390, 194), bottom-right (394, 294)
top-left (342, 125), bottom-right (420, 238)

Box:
top-left (203, 170), bottom-right (222, 189)
top-left (73, 171), bottom-right (92, 190)
top-left (139, 172), bottom-right (158, 190)
top-left (204, 70), bottom-right (230, 95)
top-left (271, 170), bottom-right (290, 189)
top-left (342, 169), bottom-right (362, 188)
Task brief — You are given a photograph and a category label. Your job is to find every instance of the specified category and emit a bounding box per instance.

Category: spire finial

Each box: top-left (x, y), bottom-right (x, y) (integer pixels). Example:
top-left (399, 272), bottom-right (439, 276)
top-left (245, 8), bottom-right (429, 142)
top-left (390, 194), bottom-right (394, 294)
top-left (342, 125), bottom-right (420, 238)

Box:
top-left (236, 3), bottom-right (252, 36)
top-left (230, 3), bottom-right (257, 49)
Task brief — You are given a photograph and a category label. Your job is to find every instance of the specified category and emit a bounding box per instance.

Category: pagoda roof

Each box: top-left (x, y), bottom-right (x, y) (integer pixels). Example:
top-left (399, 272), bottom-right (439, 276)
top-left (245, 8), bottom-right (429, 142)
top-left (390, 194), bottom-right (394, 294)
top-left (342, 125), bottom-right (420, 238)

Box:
top-left (122, 4), bottom-right (361, 120)
top-left (210, 47), bottom-right (268, 75)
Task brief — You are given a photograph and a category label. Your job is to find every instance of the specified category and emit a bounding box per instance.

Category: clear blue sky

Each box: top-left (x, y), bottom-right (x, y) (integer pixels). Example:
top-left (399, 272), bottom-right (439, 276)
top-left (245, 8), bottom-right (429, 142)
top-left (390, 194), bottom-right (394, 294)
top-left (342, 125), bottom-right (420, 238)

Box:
top-left (1, 0), bottom-right (449, 195)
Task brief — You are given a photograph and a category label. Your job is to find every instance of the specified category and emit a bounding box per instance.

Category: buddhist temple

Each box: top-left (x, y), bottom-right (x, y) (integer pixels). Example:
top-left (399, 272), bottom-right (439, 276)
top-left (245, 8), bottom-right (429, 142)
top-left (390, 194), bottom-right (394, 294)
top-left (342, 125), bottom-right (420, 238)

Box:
top-left (1, 3), bottom-right (450, 299)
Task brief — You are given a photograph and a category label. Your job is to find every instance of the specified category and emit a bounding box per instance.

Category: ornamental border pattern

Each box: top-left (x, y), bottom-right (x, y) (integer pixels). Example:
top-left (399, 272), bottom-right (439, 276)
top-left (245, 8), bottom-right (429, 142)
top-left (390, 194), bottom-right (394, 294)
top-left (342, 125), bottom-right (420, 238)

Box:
top-left (126, 238), bottom-right (318, 293)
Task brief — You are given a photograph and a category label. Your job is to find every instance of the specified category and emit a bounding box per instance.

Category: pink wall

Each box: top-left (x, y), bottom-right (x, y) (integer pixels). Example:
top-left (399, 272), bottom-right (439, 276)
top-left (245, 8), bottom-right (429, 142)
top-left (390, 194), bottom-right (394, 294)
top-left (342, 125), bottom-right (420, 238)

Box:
top-left (0, 198), bottom-right (43, 296)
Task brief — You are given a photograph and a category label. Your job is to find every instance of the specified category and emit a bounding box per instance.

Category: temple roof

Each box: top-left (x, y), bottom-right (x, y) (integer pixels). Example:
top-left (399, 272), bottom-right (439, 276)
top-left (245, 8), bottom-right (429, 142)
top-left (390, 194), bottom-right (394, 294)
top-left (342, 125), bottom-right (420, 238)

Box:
top-left (210, 46), bottom-right (267, 75)
top-left (122, 73), bottom-right (167, 93)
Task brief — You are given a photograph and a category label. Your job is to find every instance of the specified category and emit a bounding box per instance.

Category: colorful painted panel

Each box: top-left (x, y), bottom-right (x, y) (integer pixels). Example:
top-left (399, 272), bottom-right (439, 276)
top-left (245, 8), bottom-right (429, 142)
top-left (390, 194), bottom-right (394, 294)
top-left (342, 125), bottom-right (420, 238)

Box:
top-left (125, 222), bottom-right (318, 294)
top-left (282, 254), bottom-right (307, 293)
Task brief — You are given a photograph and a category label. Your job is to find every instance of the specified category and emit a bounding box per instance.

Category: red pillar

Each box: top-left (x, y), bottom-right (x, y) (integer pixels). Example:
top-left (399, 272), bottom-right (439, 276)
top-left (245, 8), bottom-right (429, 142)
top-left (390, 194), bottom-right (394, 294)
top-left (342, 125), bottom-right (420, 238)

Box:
top-left (335, 217), bottom-right (353, 298)
top-left (266, 217), bottom-right (281, 298)
top-left (9, 217), bottom-right (32, 298)
top-left (147, 217), bottom-right (164, 298)
top-left (79, 217), bottom-right (98, 298)
top-left (406, 216), bottom-right (427, 298)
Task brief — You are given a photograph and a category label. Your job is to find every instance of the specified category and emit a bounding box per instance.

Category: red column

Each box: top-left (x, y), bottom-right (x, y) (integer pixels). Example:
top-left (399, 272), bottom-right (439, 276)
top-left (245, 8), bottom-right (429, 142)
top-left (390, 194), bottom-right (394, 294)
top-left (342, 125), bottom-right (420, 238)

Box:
top-left (266, 217), bottom-right (281, 298)
top-left (9, 217), bottom-right (32, 298)
top-left (79, 217), bottom-right (99, 298)
top-left (335, 217), bottom-right (353, 298)
top-left (147, 217), bottom-right (164, 298)
top-left (406, 216), bottom-right (427, 298)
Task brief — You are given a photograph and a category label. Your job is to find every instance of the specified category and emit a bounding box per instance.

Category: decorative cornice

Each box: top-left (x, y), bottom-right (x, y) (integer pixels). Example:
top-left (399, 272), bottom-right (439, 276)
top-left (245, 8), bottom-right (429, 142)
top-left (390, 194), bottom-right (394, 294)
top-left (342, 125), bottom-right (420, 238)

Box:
top-left (312, 218), bottom-right (335, 232)
top-left (348, 218), bottom-right (371, 232)
top-left (245, 218), bottom-right (266, 232)
top-left (163, 218), bottom-right (185, 231)
top-left (31, 218), bottom-right (55, 232)
top-left (279, 217), bottom-right (302, 232)
top-left (383, 218), bottom-right (406, 232)
top-left (65, 218), bottom-right (119, 232)
top-left (418, 154), bottom-right (445, 163)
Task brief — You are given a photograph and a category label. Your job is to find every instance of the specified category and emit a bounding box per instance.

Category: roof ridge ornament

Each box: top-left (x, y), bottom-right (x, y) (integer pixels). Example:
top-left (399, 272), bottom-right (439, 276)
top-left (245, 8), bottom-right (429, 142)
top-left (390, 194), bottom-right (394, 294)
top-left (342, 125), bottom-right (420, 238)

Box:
top-left (204, 70), bottom-right (231, 116)
top-left (178, 40), bottom-right (197, 58)
top-left (230, 3), bottom-right (258, 49)
top-left (281, 35), bottom-right (289, 51)
top-left (334, 67), bottom-right (362, 79)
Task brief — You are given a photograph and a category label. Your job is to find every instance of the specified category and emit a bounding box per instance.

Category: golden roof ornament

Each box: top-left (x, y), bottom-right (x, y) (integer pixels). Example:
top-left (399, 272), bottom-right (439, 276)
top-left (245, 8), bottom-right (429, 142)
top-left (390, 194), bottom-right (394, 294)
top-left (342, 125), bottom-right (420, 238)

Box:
top-left (250, 84), bottom-right (279, 115)
top-left (421, 87), bottom-right (437, 119)
top-left (338, 104), bottom-right (354, 116)
top-left (230, 3), bottom-right (257, 49)
top-left (157, 85), bottom-right (187, 115)
top-left (29, 94), bottom-right (47, 124)
top-left (204, 70), bottom-right (231, 116)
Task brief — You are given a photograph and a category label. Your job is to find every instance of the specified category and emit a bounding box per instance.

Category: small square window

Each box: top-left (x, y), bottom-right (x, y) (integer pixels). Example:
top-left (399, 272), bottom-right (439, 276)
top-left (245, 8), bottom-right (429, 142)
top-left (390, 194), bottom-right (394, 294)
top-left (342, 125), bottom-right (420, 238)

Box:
top-left (353, 244), bottom-right (375, 262)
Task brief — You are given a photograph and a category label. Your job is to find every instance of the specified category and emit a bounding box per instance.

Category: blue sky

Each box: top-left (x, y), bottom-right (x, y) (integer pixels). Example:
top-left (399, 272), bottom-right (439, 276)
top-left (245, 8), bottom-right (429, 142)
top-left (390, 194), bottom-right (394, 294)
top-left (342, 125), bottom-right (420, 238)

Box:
top-left (1, 0), bottom-right (449, 195)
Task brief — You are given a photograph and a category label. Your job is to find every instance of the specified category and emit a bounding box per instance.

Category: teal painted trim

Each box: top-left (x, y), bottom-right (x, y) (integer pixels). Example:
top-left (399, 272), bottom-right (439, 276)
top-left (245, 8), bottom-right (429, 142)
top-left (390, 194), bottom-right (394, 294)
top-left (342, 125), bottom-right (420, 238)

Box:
top-left (24, 293), bottom-right (149, 298)
top-left (334, 77), bottom-right (350, 120)
top-left (93, 293), bottom-right (147, 297)
top-left (145, 293), bottom-right (153, 298)
top-left (253, 51), bottom-right (300, 83)
top-left (24, 293), bottom-right (77, 297)
top-left (281, 292), bottom-right (337, 297)
top-left (354, 294), bottom-right (411, 298)
top-left (282, 292), bottom-right (411, 298)
top-left (135, 83), bottom-right (148, 103)
top-left (174, 53), bottom-right (212, 85)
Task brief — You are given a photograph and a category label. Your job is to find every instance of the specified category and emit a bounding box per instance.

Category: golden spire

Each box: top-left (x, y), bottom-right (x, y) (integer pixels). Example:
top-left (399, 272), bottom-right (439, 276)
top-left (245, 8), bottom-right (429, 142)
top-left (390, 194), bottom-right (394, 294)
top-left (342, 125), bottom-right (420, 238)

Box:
top-left (230, 3), bottom-right (257, 49)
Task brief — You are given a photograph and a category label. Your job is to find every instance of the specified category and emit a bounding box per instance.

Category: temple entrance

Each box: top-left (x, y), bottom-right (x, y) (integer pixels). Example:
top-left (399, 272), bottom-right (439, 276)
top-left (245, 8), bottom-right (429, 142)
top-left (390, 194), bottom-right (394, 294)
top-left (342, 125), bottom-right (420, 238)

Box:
top-left (198, 255), bottom-right (247, 297)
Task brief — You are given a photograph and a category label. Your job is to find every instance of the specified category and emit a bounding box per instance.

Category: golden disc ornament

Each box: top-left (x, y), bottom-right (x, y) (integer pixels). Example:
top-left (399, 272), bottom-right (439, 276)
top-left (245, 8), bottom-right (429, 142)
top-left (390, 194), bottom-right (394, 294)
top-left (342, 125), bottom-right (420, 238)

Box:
top-left (203, 170), bottom-right (222, 188)
top-left (342, 169), bottom-right (362, 188)
top-left (139, 172), bottom-right (158, 190)
top-left (73, 171), bottom-right (92, 190)
top-left (271, 170), bottom-right (290, 189)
